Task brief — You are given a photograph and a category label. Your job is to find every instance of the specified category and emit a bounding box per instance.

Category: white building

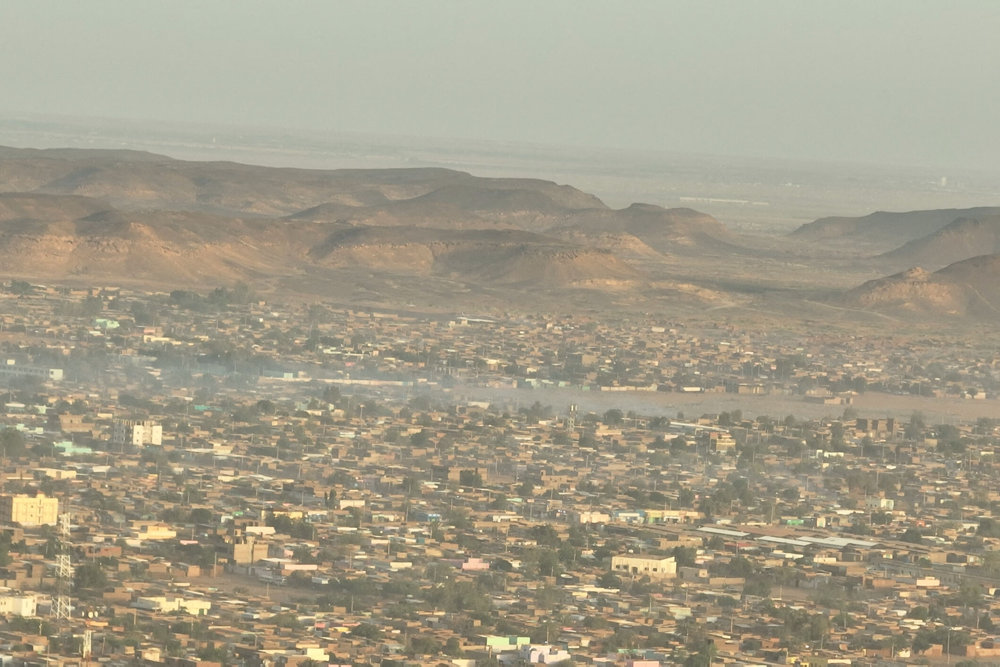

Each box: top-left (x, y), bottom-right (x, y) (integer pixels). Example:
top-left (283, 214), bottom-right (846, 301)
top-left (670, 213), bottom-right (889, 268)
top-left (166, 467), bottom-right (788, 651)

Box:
top-left (509, 645), bottom-right (572, 665)
top-left (112, 419), bottom-right (162, 447)
top-left (865, 496), bottom-right (895, 511)
top-left (0, 594), bottom-right (36, 617)
top-left (133, 596), bottom-right (210, 615)
top-left (0, 363), bottom-right (62, 382)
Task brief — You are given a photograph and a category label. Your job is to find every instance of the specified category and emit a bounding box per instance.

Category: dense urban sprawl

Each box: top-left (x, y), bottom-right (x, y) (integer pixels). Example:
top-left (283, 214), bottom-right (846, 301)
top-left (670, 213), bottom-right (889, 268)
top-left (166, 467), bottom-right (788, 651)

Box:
top-left (0, 285), bottom-right (996, 666)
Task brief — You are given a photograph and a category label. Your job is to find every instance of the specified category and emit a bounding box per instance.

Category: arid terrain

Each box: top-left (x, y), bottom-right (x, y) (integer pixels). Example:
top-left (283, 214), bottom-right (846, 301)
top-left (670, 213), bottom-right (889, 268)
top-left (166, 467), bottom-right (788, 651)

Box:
top-left (1, 145), bottom-right (998, 324)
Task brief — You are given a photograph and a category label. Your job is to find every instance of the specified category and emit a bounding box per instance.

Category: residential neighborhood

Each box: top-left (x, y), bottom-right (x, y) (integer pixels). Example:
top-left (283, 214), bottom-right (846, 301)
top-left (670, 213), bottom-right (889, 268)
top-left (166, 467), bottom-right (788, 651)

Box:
top-left (0, 284), bottom-right (996, 666)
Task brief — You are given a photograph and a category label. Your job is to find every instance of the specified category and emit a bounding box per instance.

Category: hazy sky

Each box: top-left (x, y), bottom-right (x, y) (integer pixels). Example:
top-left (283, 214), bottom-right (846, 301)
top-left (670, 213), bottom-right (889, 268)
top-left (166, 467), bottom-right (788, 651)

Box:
top-left (2, 1), bottom-right (999, 169)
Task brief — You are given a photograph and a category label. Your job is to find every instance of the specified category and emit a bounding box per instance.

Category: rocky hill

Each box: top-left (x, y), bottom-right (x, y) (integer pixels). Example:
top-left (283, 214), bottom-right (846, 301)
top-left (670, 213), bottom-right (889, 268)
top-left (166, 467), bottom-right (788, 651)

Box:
top-left (879, 214), bottom-right (1000, 270)
top-left (791, 207), bottom-right (1000, 252)
top-left (0, 192), bottom-right (110, 223)
top-left (307, 225), bottom-right (641, 287)
top-left (0, 147), bottom-right (603, 217)
top-left (0, 146), bottom-right (681, 294)
top-left (10, 145), bottom-right (998, 321)
top-left (844, 254), bottom-right (1000, 318)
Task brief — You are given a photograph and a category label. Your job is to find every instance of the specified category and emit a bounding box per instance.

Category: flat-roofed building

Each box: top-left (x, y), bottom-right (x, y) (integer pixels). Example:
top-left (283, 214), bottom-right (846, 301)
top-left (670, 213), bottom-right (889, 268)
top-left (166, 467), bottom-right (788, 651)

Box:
top-left (610, 555), bottom-right (676, 580)
top-left (0, 493), bottom-right (59, 527)
top-left (0, 594), bottom-right (36, 616)
top-left (112, 419), bottom-right (162, 447)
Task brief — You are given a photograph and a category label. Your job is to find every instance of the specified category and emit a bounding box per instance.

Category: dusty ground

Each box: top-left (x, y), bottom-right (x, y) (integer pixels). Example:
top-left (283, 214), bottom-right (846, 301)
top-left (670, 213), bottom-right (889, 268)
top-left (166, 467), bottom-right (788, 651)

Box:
top-left (190, 571), bottom-right (314, 606)
top-left (452, 386), bottom-right (1000, 423)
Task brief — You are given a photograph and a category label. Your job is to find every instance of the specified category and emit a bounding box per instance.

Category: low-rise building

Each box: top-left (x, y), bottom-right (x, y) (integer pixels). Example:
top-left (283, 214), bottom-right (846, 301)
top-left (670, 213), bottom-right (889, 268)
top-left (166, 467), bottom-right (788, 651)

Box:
top-left (610, 555), bottom-right (677, 580)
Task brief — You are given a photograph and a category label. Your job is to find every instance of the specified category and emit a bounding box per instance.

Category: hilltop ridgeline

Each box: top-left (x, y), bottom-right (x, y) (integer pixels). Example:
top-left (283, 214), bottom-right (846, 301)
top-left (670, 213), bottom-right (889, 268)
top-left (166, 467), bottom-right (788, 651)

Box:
top-left (0, 146), bottom-right (734, 292)
top-left (2, 146), bottom-right (1000, 321)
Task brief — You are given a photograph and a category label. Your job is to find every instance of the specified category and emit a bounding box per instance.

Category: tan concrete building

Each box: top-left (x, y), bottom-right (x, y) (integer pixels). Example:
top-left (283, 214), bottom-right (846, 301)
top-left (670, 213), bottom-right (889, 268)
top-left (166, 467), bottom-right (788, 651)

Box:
top-left (610, 555), bottom-right (677, 580)
top-left (0, 493), bottom-right (59, 527)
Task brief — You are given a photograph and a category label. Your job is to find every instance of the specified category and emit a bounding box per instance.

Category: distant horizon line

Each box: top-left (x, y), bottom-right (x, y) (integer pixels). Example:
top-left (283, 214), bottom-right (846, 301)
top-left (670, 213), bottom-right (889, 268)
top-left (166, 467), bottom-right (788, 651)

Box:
top-left (0, 109), bottom-right (989, 178)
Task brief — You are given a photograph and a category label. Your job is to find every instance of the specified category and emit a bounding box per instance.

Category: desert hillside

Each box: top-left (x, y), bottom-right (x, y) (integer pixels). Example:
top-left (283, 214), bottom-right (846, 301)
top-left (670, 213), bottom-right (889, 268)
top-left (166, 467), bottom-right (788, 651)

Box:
top-left (791, 207), bottom-right (1000, 252)
top-left (0, 147), bottom-right (670, 295)
top-left (879, 214), bottom-right (1000, 270)
top-left (3, 145), bottom-right (1000, 321)
top-left (844, 254), bottom-right (1000, 318)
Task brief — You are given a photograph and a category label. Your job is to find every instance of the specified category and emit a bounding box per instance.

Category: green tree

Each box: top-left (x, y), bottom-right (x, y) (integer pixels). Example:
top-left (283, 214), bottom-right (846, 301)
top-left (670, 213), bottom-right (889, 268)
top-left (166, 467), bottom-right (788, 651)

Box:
top-left (905, 411), bottom-right (925, 439)
top-left (350, 623), bottom-right (383, 641)
top-left (533, 549), bottom-right (561, 577)
top-left (408, 635), bottom-right (441, 656)
top-left (603, 408), bottom-right (624, 425)
top-left (529, 524), bottom-right (560, 547)
top-left (597, 571), bottom-right (622, 588)
top-left (459, 469), bottom-right (484, 487)
top-left (190, 508), bottom-right (213, 525)
top-left (444, 636), bottom-right (463, 656)
top-left (0, 429), bottom-right (26, 459)
top-left (978, 517), bottom-right (1000, 538)
top-left (672, 546), bottom-right (697, 567)
top-left (73, 562), bottom-right (108, 592)
top-left (197, 645), bottom-right (228, 663)
top-left (446, 509), bottom-right (471, 530)
top-left (685, 639), bottom-right (717, 667)
top-left (7, 280), bottom-right (32, 296)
